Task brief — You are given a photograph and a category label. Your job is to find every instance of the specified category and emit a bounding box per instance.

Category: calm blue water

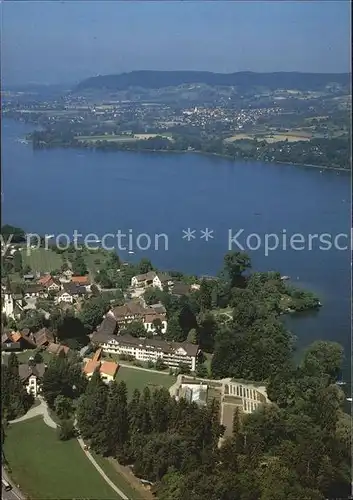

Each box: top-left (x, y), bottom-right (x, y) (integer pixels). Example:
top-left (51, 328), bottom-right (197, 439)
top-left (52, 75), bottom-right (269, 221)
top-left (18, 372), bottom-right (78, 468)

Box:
top-left (2, 119), bottom-right (351, 376)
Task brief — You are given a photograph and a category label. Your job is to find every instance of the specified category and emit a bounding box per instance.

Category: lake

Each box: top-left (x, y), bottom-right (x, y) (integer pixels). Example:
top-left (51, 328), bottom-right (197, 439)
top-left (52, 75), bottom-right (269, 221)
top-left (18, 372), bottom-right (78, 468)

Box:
top-left (2, 119), bottom-right (351, 377)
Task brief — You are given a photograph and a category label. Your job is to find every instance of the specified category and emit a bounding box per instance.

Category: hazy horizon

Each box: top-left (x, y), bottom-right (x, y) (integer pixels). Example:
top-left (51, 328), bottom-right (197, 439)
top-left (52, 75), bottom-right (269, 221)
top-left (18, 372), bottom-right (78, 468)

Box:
top-left (2, 1), bottom-right (351, 86)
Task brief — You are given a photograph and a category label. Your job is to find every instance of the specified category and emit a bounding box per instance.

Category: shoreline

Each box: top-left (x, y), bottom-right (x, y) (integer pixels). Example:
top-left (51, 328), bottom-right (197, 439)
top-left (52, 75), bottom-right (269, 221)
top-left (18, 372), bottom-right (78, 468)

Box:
top-left (29, 141), bottom-right (350, 173)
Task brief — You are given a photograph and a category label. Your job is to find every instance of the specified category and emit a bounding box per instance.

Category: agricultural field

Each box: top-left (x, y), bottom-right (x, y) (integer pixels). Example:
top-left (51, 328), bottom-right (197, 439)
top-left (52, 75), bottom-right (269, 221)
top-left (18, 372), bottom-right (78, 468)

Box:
top-left (262, 132), bottom-right (312, 143)
top-left (76, 133), bottom-right (172, 143)
top-left (3, 417), bottom-right (121, 499)
top-left (224, 130), bottom-right (312, 144)
top-left (21, 247), bottom-right (63, 273)
top-left (224, 133), bottom-right (254, 142)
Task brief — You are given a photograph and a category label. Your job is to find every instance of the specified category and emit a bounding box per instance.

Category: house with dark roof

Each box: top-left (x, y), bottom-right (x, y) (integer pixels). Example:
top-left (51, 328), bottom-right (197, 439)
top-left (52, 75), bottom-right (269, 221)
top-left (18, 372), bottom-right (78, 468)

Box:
top-left (171, 282), bottom-right (191, 297)
top-left (18, 362), bottom-right (47, 397)
top-left (24, 284), bottom-right (48, 299)
top-left (33, 327), bottom-right (55, 347)
top-left (2, 332), bottom-right (21, 351)
top-left (131, 271), bottom-right (156, 288)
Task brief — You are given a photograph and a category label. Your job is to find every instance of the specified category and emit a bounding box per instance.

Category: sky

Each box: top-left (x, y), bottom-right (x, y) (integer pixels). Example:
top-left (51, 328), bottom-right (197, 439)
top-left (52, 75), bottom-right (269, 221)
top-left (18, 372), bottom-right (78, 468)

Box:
top-left (1, 1), bottom-right (351, 85)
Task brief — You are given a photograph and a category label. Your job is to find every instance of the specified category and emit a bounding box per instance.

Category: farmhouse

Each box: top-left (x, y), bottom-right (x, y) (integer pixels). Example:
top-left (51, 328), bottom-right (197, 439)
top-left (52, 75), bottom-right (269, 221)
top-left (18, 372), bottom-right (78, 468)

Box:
top-left (38, 275), bottom-right (61, 292)
top-left (33, 327), bottom-right (55, 347)
top-left (131, 271), bottom-right (156, 288)
top-left (71, 276), bottom-right (91, 288)
top-left (152, 273), bottom-right (173, 290)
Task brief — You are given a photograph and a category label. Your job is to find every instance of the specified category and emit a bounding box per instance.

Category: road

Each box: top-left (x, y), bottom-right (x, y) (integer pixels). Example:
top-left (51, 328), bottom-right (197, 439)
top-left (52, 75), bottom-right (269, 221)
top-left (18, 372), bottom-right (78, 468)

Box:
top-left (2, 468), bottom-right (24, 500)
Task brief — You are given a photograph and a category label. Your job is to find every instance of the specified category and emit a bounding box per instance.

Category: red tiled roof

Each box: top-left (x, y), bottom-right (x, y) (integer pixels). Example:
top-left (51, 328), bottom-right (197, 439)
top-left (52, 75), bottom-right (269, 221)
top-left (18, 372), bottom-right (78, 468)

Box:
top-left (83, 359), bottom-right (100, 375)
top-left (38, 275), bottom-right (53, 286)
top-left (11, 332), bottom-right (22, 342)
top-left (92, 348), bottom-right (102, 362)
top-left (100, 361), bottom-right (119, 377)
top-left (71, 276), bottom-right (90, 285)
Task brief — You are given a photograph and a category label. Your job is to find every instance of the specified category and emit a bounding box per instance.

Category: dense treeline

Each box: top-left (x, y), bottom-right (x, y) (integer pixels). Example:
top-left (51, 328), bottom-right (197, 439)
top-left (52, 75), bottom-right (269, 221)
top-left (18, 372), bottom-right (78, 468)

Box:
top-left (28, 127), bottom-right (351, 169)
top-left (1, 353), bottom-right (34, 420)
top-left (77, 372), bottom-right (224, 483)
top-left (73, 340), bottom-right (350, 499)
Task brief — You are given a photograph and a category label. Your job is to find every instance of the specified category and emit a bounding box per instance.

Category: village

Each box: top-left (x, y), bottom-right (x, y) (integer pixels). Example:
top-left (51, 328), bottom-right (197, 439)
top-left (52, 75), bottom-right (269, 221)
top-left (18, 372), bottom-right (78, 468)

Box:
top-left (1, 246), bottom-right (271, 437)
top-left (2, 241), bottom-right (332, 500)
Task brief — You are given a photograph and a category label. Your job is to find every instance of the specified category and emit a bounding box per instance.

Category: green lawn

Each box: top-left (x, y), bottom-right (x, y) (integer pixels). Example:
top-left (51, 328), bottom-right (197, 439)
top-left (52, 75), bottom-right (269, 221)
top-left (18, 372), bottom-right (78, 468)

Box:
top-left (13, 350), bottom-right (53, 364)
top-left (4, 417), bottom-right (121, 499)
top-left (116, 366), bottom-right (176, 397)
top-left (21, 247), bottom-right (63, 273)
top-left (92, 453), bottom-right (145, 500)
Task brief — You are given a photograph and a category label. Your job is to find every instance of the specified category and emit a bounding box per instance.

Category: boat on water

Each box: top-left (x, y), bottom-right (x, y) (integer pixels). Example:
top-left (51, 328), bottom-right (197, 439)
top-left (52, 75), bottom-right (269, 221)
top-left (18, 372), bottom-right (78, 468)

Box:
top-left (346, 398), bottom-right (352, 402)
top-left (280, 275), bottom-right (290, 281)
top-left (336, 381), bottom-right (346, 386)
top-left (128, 251), bottom-right (135, 254)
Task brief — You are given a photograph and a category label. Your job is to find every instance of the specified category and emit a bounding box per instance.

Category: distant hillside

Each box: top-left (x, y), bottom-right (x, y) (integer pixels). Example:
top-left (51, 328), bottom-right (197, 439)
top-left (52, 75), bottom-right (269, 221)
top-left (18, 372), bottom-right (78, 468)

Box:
top-left (75, 70), bottom-right (350, 92)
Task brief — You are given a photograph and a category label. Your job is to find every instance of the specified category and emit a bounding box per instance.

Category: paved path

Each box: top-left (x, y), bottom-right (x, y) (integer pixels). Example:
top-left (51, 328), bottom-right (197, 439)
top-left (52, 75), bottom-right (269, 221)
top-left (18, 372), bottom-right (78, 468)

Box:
top-left (118, 362), bottom-right (172, 375)
top-left (76, 438), bottom-right (129, 500)
top-left (9, 397), bottom-right (57, 429)
top-left (1, 468), bottom-right (24, 500)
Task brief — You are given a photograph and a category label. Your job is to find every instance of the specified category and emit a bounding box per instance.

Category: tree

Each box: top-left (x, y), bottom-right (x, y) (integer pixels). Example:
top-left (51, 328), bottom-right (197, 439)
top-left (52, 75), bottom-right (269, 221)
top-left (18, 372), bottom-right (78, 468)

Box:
top-left (152, 318), bottom-right (163, 336)
top-left (79, 296), bottom-right (110, 332)
top-left (54, 395), bottom-right (73, 419)
top-left (17, 310), bottom-right (47, 332)
top-left (58, 419), bottom-right (75, 441)
top-left (42, 355), bottom-right (87, 408)
top-left (144, 287), bottom-right (162, 305)
top-left (122, 321), bottom-right (146, 338)
top-left (166, 313), bottom-right (184, 342)
top-left (71, 253), bottom-right (88, 276)
top-left (103, 381), bottom-right (129, 457)
top-left (1, 224), bottom-right (25, 243)
top-left (1, 361), bottom-right (33, 420)
top-left (178, 362), bottom-right (191, 375)
top-left (222, 251), bottom-right (251, 287)
top-left (33, 348), bottom-right (43, 364)
top-left (138, 258), bottom-right (153, 274)
top-left (155, 357), bottom-right (166, 371)
top-left (196, 364), bottom-right (208, 378)
top-left (187, 328), bottom-right (198, 344)
top-left (198, 280), bottom-right (213, 311)
top-left (13, 251), bottom-right (23, 273)
top-left (302, 341), bottom-right (343, 382)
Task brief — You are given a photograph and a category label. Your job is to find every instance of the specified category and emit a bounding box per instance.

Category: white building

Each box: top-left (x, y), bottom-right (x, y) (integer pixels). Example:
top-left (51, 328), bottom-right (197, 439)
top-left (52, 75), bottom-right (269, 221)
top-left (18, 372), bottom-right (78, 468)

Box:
top-left (93, 333), bottom-right (199, 371)
top-left (56, 290), bottom-right (74, 304)
top-left (143, 313), bottom-right (167, 335)
top-left (152, 273), bottom-right (173, 290)
top-left (18, 363), bottom-right (46, 397)
top-left (2, 292), bottom-right (14, 319)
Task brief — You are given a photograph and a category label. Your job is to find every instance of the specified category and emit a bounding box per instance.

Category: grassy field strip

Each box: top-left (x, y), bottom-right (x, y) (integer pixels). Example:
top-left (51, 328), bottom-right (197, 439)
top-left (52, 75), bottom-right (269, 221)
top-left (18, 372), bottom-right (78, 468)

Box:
top-left (116, 365), bottom-right (176, 397)
top-left (4, 417), bottom-right (121, 500)
top-left (92, 453), bottom-right (147, 500)
top-left (21, 247), bottom-right (63, 273)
